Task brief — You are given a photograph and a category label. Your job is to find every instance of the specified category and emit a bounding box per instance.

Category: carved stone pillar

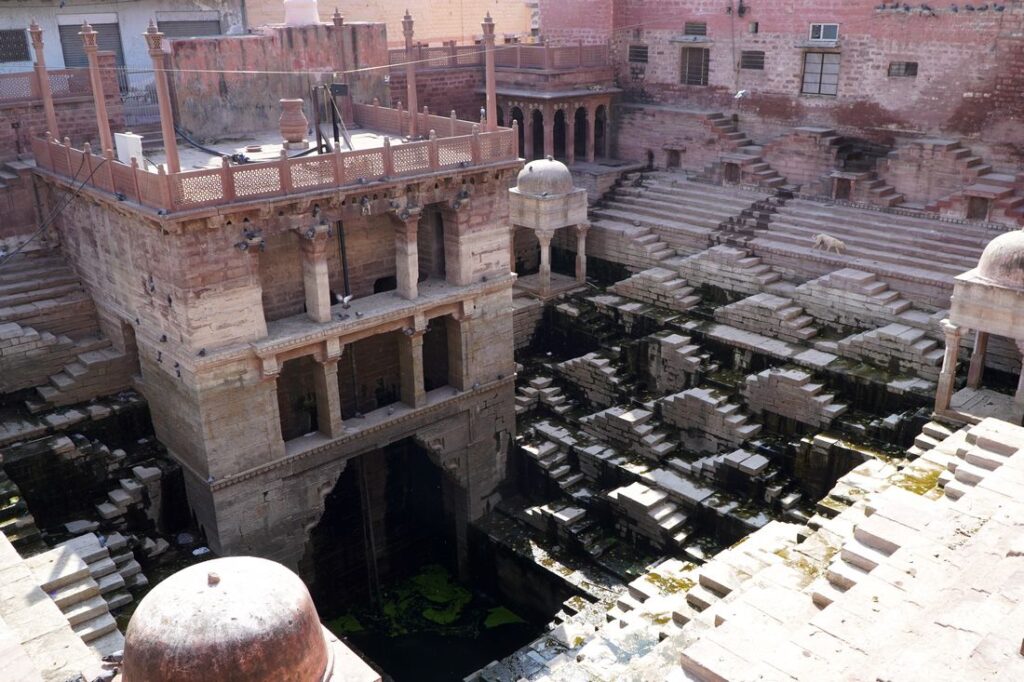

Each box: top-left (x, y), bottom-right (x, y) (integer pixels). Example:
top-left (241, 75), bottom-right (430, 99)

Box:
top-left (524, 110), bottom-right (534, 160)
top-left (314, 357), bottom-right (344, 438)
top-left (260, 357), bottom-right (287, 459)
top-left (80, 22), bottom-right (113, 155)
top-left (566, 110), bottom-right (575, 165)
top-left (543, 106), bottom-right (554, 160)
top-left (298, 220), bottom-right (333, 323)
top-left (394, 210), bottom-right (421, 300)
top-left (586, 106), bottom-right (596, 163)
top-left (29, 21), bottom-right (59, 139)
top-left (575, 223), bottom-right (589, 283)
top-left (967, 330), bottom-right (989, 389)
top-left (402, 11), bottom-right (418, 138)
top-left (399, 329), bottom-right (426, 408)
top-left (482, 13), bottom-right (498, 132)
top-left (145, 21), bottom-right (180, 174)
top-left (537, 229), bottom-right (554, 296)
top-left (934, 320), bottom-right (962, 414)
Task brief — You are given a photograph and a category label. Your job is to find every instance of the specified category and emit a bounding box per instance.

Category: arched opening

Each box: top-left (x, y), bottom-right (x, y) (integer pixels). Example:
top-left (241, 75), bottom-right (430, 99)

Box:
top-left (510, 107), bottom-right (525, 157)
top-left (594, 105), bottom-right (608, 159)
top-left (496, 106), bottom-right (505, 127)
top-left (531, 109), bottom-right (544, 161)
top-left (553, 109), bottom-right (567, 161)
top-left (573, 107), bottom-right (588, 160)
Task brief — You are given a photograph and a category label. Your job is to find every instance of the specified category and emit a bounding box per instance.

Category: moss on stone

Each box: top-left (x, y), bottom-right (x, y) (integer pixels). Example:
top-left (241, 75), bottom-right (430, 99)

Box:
top-left (645, 571), bottom-right (696, 594)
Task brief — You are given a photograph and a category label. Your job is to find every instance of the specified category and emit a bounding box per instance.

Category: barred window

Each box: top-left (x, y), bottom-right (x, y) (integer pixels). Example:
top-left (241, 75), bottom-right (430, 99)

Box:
top-left (0, 30), bottom-right (30, 63)
top-left (887, 61), bottom-right (918, 77)
top-left (802, 51), bottom-right (840, 96)
top-left (681, 47), bottom-right (710, 86)
top-left (684, 22), bottom-right (707, 36)
top-left (740, 50), bottom-right (765, 70)
top-left (809, 23), bottom-right (839, 41)
top-left (628, 44), bottom-right (649, 63)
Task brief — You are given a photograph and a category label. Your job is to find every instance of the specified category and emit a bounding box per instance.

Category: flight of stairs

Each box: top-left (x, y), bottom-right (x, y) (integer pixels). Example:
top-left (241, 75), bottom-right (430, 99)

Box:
top-left (700, 113), bottom-right (787, 189)
top-left (608, 267), bottom-right (700, 312)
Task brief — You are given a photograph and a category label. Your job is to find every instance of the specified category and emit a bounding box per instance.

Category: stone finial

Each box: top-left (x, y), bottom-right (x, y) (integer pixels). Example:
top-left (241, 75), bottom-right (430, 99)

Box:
top-left (28, 19), bottom-right (43, 48)
top-left (79, 22), bottom-right (98, 49)
top-left (331, 8), bottom-right (344, 26)
top-left (402, 9), bottom-right (414, 37)
top-left (144, 20), bottom-right (164, 52)
top-left (482, 12), bottom-right (495, 37)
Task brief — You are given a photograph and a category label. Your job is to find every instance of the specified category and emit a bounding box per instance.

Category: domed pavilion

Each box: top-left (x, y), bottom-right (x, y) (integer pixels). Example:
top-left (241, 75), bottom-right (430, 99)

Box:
top-left (936, 229), bottom-right (1024, 423)
top-left (509, 156), bottom-right (589, 298)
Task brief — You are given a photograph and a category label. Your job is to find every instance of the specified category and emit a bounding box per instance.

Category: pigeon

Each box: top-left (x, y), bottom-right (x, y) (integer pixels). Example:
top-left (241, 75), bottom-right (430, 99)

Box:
top-left (333, 292), bottom-right (353, 308)
top-left (734, 89), bottom-right (749, 99)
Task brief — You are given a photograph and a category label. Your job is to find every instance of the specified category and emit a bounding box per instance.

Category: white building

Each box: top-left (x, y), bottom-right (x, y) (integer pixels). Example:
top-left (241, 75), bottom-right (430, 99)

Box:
top-left (0, 0), bottom-right (246, 72)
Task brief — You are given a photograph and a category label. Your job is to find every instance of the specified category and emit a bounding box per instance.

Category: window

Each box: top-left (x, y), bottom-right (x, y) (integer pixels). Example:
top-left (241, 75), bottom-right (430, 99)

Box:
top-left (809, 23), bottom-right (839, 41)
top-left (888, 61), bottom-right (918, 77)
top-left (628, 44), bottom-right (649, 63)
top-left (684, 22), bottom-right (708, 36)
top-left (749, 22), bottom-right (760, 34)
top-left (156, 20), bottom-right (222, 38)
top-left (681, 47), bottom-right (710, 86)
top-left (0, 29), bottom-right (30, 63)
top-left (740, 50), bottom-right (765, 70)
top-left (802, 52), bottom-right (840, 96)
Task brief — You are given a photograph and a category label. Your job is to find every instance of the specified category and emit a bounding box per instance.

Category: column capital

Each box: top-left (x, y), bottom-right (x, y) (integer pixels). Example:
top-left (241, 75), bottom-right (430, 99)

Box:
top-left (575, 222), bottom-right (590, 235)
top-left (535, 229), bottom-right (555, 244)
top-left (144, 20), bottom-right (165, 54)
top-left (260, 355), bottom-right (281, 381)
top-left (29, 20), bottom-right (44, 50)
top-left (79, 22), bottom-right (98, 51)
top-left (940, 319), bottom-right (961, 339)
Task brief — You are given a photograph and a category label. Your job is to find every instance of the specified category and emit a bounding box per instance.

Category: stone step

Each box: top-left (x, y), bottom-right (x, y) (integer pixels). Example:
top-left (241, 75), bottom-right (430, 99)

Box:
top-left (826, 558), bottom-right (870, 591)
top-left (73, 612), bottom-right (118, 643)
top-left (63, 594), bottom-right (109, 627)
top-left (50, 578), bottom-right (101, 609)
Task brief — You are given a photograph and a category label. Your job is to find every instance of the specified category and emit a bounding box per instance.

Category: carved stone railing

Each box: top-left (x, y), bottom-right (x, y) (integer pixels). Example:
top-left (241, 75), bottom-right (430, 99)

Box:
top-left (31, 103), bottom-right (518, 215)
top-left (387, 42), bottom-right (609, 72)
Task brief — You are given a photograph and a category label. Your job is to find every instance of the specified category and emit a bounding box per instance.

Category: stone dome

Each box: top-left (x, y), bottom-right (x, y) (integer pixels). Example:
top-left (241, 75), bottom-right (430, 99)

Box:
top-left (122, 556), bottom-right (333, 682)
top-left (516, 156), bottom-right (574, 197)
top-left (977, 230), bottom-right (1024, 290)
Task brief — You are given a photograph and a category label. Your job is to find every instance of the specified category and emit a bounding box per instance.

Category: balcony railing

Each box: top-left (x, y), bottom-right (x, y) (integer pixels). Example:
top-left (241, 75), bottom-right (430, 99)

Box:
top-left (30, 102), bottom-right (517, 215)
top-left (0, 67), bottom-right (92, 105)
top-left (388, 42), bottom-right (609, 72)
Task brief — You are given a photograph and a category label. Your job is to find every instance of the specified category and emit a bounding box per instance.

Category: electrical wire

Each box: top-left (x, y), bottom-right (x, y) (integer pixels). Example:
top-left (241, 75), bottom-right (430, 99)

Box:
top-left (0, 155), bottom-right (108, 271)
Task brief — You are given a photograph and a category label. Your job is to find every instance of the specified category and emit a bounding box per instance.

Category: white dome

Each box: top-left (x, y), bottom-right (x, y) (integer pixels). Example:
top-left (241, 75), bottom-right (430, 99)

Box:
top-left (516, 156), bottom-right (574, 197)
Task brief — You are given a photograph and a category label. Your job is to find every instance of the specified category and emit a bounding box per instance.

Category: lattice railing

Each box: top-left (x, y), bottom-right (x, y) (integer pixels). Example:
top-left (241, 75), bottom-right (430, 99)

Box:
top-left (388, 42), bottom-right (608, 71)
top-left (0, 68), bottom-right (93, 104)
top-left (31, 105), bottom-right (518, 214)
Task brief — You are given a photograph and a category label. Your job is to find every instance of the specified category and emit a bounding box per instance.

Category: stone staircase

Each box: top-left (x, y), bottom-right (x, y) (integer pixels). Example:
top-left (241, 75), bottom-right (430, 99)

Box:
top-left (0, 251), bottom-right (99, 339)
top-left (742, 368), bottom-right (848, 429)
top-left (699, 113), bottom-right (787, 189)
top-left (522, 440), bottom-right (585, 492)
top-left (792, 268), bottom-right (916, 330)
top-left (607, 481), bottom-right (689, 551)
top-left (515, 376), bottom-right (573, 416)
top-left (607, 267), bottom-right (700, 312)
top-left (677, 244), bottom-right (783, 296)
top-left (30, 344), bottom-right (136, 412)
top-left (0, 467), bottom-right (42, 554)
top-left (556, 352), bottom-right (626, 409)
top-left (95, 464), bottom-right (162, 522)
top-left (23, 532), bottom-right (136, 657)
top-left (579, 406), bottom-right (678, 462)
top-left (645, 332), bottom-right (718, 394)
top-left (836, 322), bottom-right (945, 381)
top-left (714, 292), bottom-right (818, 343)
top-left (661, 387), bottom-right (762, 451)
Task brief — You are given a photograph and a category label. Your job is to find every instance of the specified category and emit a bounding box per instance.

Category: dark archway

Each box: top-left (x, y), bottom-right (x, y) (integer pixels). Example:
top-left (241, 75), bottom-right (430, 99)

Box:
top-left (510, 106), bottom-right (525, 157)
top-left (573, 107), bottom-right (588, 160)
top-left (531, 109), bottom-right (544, 161)
top-left (496, 106), bottom-right (505, 127)
top-left (553, 109), bottom-right (567, 161)
top-left (594, 105), bottom-right (608, 159)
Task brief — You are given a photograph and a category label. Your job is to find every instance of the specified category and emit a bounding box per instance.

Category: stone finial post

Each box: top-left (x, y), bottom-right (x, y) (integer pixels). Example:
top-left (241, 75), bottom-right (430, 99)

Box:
top-left (482, 13), bottom-right (498, 132)
top-left (80, 22), bottom-right (114, 156)
top-left (331, 8), bottom-right (344, 26)
top-left (29, 20), bottom-right (59, 139)
top-left (402, 10), bottom-right (418, 138)
top-left (145, 21), bottom-right (181, 174)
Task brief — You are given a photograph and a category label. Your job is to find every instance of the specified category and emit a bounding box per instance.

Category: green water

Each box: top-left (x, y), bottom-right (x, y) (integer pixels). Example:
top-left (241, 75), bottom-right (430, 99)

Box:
top-left (325, 564), bottom-right (539, 682)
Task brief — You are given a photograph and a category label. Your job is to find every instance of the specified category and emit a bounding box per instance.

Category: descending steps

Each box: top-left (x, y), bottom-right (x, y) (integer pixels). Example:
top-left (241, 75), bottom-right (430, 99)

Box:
top-left (580, 405), bottom-right (678, 462)
top-left (836, 323), bottom-right (945, 381)
top-left (31, 344), bottom-right (136, 412)
top-left (0, 251), bottom-right (100, 340)
top-left (742, 368), bottom-right (847, 429)
top-left (608, 267), bottom-right (700, 312)
top-left (714, 292), bottom-right (818, 343)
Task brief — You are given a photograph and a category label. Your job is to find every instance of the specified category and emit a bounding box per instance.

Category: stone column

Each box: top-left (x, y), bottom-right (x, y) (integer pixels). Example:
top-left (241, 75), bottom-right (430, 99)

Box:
top-left (575, 223), bottom-right (589, 283)
top-left (967, 330), bottom-right (989, 389)
top-left (543, 105), bottom-right (554, 160)
top-left (260, 358), bottom-right (288, 459)
top-left (394, 211), bottom-right (420, 300)
top-left (29, 20), bottom-right (59, 139)
top-left (80, 22), bottom-right (113, 155)
top-left (566, 111), bottom-right (575, 165)
top-left (524, 110), bottom-right (534, 160)
top-left (509, 225), bottom-right (517, 275)
top-left (314, 358), bottom-right (344, 438)
top-left (298, 220), bottom-right (333, 323)
top-left (402, 11), bottom-right (418, 139)
top-left (447, 314), bottom-right (472, 390)
top-left (482, 13), bottom-right (498, 132)
top-left (537, 229), bottom-right (553, 296)
top-left (586, 105), bottom-right (596, 163)
top-left (399, 330), bottom-right (426, 408)
top-left (934, 320), bottom-right (962, 414)
top-left (145, 21), bottom-right (180, 174)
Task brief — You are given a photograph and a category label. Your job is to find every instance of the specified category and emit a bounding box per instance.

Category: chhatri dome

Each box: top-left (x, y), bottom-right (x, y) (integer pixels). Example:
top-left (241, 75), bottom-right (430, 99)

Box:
top-left (122, 556), bottom-right (376, 682)
top-left (515, 156), bottom-right (574, 197)
top-left (976, 229), bottom-right (1024, 290)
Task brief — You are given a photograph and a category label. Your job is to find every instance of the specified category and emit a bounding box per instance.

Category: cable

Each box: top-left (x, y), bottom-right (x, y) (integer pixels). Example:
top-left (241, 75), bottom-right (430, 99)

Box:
top-left (0, 155), bottom-right (108, 271)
